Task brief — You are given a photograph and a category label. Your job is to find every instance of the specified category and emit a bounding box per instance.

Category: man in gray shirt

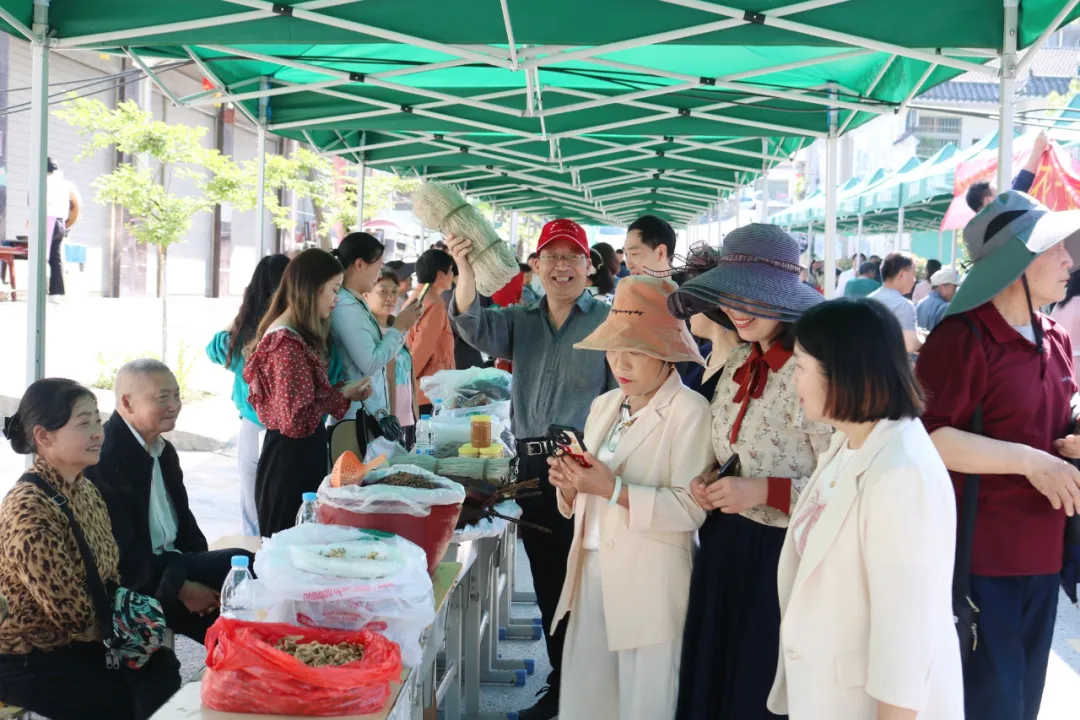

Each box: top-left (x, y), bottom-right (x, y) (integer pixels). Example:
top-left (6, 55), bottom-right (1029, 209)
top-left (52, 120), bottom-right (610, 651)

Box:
top-left (869, 251), bottom-right (923, 354)
top-left (916, 266), bottom-right (960, 333)
top-left (447, 219), bottom-right (614, 720)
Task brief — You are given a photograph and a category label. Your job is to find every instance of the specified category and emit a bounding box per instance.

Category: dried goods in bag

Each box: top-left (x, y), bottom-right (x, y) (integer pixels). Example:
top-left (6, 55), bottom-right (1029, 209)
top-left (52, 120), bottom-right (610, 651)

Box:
top-left (252, 524), bottom-right (435, 665)
top-left (317, 465), bottom-right (465, 575)
top-left (201, 618), bottom-right (402, 716)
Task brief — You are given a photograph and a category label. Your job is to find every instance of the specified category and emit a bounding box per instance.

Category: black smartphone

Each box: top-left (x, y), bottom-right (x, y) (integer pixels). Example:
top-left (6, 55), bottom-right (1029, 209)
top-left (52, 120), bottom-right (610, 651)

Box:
top-left (706, 453), bottom-right (741, 486)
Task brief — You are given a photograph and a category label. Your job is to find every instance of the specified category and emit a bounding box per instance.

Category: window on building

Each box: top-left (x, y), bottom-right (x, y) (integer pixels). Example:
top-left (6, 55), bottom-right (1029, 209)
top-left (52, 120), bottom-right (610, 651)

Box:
top-left (910, 112), bottom-right (962, 159)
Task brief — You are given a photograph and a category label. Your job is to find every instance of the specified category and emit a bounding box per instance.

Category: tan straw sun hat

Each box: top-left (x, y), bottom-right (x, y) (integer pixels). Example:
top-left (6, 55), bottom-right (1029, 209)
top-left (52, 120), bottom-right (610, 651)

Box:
top-left (575, 275), bottom-right (705, 365)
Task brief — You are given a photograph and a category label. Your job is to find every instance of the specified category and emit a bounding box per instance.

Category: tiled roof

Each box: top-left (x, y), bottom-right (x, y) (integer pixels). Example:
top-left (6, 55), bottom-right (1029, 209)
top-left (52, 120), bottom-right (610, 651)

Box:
top-left (919, 81), bottom-right (1000, 102)
top-left (918, 74), bottom-right (1077, 103)
top-left (947, 47), bottom-right (1080, 83)
top-left (918, 47), bottom-right (1080, 103)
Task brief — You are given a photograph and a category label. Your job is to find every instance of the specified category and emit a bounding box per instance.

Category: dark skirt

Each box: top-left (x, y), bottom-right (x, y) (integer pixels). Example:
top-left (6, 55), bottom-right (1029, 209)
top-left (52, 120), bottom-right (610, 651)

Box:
top-left (255, 424), bottom-right (329, 537)
top-left (676, 512), bottom-right (788, 720)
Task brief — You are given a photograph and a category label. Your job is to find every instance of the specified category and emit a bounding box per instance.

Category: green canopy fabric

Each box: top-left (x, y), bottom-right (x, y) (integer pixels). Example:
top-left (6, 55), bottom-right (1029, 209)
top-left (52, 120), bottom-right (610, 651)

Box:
top-left (1, 0), bottom-right (1074, 49)
top-left (6, 0), bottom-right (1076, 225)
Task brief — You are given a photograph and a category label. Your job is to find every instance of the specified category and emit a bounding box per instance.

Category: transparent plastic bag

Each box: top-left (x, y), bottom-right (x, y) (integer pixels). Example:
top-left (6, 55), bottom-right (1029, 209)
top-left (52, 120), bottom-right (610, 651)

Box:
top-left (317, 466), bottom-right (466, 575)
top-left (318, 465), bottom-right (466, 518)
top-left (420, 368), bottom-right (512, 420)
top-left (252, 524), bottom-right (435, 665)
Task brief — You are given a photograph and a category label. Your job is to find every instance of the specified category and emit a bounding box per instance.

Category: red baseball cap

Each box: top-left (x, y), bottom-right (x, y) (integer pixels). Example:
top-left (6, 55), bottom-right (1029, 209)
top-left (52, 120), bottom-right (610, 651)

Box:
top-left (536, 219), bottom-right (589, 257)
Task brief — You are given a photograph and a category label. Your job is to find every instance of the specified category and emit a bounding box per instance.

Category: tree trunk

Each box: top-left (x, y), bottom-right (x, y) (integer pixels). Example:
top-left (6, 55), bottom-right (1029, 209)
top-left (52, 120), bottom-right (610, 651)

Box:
top-left (308, 168), bottom-right (330, 250)
top-left (161, 245), bottom-right (168, 362)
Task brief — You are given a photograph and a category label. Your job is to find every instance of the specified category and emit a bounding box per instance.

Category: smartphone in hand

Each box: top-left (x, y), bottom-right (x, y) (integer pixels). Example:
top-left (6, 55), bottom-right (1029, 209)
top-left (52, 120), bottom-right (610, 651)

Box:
top-left (549, 426), bottom-right (591, 468)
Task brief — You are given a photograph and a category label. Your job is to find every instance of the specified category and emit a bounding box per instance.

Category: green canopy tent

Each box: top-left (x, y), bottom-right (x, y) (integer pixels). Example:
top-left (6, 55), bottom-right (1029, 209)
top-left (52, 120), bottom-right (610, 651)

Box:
top-left (7, 0), bottom-right (1080, 383)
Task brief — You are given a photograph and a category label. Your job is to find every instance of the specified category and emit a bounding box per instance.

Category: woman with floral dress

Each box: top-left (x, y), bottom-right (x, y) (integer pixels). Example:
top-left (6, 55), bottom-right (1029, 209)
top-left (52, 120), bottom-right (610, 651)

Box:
top-left (666, 224), bottom-right (834, 720)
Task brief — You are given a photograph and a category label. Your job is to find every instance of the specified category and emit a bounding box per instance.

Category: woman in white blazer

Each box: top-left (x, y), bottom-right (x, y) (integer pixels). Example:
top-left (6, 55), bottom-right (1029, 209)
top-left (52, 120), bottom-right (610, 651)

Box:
top-left (547, 276), bottom-right (715, 720)
top-left (769, 297), bottom-right (964, 720)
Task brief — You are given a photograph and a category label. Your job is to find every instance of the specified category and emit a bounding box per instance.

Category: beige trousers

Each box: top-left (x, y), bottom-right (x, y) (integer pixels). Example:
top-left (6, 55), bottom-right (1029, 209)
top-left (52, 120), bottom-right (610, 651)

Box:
top-left (558, 551), bottom-right (680, 720)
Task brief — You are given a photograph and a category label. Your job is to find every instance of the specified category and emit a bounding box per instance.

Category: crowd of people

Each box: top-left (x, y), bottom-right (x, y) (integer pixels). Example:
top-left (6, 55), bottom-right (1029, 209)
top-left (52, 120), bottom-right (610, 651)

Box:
top-left (1, 185), bottom-right (1080, 720)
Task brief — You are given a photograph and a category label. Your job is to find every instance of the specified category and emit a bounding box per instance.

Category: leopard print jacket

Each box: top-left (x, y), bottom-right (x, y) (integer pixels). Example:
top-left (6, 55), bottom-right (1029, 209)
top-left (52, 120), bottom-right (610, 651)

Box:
top-left (0, 458), bottom-right (120, 654)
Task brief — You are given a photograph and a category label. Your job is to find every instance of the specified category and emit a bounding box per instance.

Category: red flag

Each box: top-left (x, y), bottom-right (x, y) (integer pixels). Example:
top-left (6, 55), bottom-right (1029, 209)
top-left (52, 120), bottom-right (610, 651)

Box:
top-left (943, 140), bottom-right (1080, 230)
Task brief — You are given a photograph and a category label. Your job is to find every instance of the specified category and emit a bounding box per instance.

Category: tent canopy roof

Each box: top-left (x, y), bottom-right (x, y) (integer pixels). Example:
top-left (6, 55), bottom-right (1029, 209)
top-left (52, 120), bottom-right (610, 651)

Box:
top-left (8, 0), bottom-right (1077, 226)
top-left (2, 0), bottom-right (1074, 49)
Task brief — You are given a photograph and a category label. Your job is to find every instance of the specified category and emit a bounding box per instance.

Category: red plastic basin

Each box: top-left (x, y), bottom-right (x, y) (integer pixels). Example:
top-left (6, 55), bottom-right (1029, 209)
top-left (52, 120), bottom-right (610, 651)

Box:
top-left (317, 503), bottom-right (462, 575)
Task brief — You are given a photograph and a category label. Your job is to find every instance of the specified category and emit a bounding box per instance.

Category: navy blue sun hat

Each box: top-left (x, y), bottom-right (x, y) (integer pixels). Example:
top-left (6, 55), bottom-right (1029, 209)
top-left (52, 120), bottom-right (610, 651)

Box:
top-left (668, 223), bottom-right (824, 323)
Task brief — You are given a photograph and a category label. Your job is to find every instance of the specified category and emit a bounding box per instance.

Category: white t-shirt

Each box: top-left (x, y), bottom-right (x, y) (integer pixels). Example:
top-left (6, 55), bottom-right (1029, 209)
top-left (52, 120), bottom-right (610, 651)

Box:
top-left (790, 442), bottom-right (857, 556)
top-left (836, 268), bottom-right (856, 297)
top-left (582, 406), bottom-right (641, 551)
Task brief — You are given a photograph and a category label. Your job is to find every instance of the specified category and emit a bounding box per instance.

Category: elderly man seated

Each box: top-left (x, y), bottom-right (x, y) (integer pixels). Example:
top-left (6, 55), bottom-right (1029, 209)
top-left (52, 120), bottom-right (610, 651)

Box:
top-left (86, 359), bottom-right (253, 645)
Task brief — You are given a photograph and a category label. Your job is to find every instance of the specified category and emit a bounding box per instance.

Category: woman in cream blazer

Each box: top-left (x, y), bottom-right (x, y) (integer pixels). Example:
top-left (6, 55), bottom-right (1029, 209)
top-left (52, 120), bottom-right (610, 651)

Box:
top-left (769, 298), bottom-right (963, 720)
top-left (547, 276), bottom-right (714, 720)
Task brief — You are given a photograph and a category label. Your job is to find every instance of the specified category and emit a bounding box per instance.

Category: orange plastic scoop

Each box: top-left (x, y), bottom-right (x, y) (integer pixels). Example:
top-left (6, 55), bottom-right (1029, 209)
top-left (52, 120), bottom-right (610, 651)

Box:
top-left (330, 451), bottom-right (386, 488)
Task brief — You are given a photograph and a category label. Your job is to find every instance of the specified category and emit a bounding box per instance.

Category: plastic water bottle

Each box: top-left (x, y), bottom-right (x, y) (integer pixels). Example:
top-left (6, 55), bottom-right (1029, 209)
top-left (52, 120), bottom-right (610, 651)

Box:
top-left (414, 414), bottom-right (435, 456)
top-left (220, 555), bottom-right (253, 620)
top-left (295, 492), bottom-right (319, 525)
top-left (432, 399), bottom-right (444, 417)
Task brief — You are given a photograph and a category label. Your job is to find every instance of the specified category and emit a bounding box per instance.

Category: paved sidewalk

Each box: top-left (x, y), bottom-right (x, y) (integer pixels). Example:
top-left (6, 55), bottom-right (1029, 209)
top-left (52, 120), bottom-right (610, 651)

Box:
top-left (0, 296), bottom-right (244, 450)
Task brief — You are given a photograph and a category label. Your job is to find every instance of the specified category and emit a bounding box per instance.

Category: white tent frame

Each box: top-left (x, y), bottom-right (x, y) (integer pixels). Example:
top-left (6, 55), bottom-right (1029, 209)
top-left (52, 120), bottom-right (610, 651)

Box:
top-left (19, 0), bottom-right (1076, 381)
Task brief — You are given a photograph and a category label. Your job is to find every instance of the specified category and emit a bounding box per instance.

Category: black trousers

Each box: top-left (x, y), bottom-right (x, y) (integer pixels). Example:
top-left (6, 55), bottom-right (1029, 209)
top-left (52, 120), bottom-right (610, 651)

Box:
top-left (516, 450), bottom-right (574, 694)
top-left (152, 548), bottom-right (256, 645)
top-left (48, 218), bottom-right (65, 296)
top-left (0, 642), bottom-right (181, 720)
top-left (256, 425), bottom-right (329, 537)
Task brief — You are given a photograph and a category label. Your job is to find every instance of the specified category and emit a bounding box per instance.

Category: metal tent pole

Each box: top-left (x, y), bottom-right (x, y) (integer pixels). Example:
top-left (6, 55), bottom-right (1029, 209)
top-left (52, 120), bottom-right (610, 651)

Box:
top-left (824, 89), bottom-right (839, 298)
top-left (734, 188), bottom-right (741, 229)
top-left (759, 139), bottom-right (770, 222)
top-left (897, 204), bottom-right (905, 252)
top-left (510, 210), bottom-right (519, 258)
top-left (26, 0), bottom-right (49, 386)
top-left (256, 77), bottom-right (269, 257)
top-left (998, 0), bottom-right (1019, 191)
top-left (356, 131), bottom-right (366, 232)
top-left (951, 229), bottom-right (958, 266)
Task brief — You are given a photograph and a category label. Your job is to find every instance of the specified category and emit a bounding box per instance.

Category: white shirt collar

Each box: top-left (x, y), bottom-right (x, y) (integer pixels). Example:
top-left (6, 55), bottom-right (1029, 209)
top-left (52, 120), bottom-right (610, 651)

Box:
top-left (122, 416), bottom-right (166, 459)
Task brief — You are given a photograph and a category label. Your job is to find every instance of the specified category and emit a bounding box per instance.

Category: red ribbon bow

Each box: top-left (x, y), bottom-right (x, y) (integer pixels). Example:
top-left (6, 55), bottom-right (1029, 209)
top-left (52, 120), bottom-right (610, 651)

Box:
top-left (728, 343), bottom-right (792, 445)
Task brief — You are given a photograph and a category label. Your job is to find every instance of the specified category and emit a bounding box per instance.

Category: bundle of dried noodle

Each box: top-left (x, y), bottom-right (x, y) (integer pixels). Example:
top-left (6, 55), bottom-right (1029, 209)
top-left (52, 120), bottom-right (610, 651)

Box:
top-left (274, 636), bottom-right (366, 667)
top-left (412, 182), bottom-right (519, 295)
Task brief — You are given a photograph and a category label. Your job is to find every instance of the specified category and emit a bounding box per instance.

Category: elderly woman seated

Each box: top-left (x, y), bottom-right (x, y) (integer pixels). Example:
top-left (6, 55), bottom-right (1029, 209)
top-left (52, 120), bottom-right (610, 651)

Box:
top-left (0, 379), bottom-right (181, 720)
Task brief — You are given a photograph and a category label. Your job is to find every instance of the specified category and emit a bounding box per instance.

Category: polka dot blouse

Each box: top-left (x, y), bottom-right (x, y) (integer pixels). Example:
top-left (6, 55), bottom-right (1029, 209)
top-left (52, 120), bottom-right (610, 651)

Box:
top-left (244, 327), bottom-right (350, 439)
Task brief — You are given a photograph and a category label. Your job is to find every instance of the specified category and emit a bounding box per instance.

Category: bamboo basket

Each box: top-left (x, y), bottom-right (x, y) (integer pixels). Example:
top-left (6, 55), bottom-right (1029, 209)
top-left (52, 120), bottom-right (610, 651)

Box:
top-left (412, 182), bottom-right (520, 296)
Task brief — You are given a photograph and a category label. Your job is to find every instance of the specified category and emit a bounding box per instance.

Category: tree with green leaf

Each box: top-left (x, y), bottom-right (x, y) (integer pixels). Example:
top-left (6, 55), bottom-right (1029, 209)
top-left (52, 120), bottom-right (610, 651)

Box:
top-left (55, 97), bottom-right (239, 361)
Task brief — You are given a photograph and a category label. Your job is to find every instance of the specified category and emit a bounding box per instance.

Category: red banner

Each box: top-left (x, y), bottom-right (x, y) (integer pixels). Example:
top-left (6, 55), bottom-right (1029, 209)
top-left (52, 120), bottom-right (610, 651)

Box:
top-left (942, 141), bottom-right (1080, 230)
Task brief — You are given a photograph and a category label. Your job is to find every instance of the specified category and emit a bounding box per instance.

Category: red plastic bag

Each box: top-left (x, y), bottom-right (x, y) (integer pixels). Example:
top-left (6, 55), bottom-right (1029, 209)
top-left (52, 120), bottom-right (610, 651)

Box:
top-left (201, 618), bottom-right (403, 716)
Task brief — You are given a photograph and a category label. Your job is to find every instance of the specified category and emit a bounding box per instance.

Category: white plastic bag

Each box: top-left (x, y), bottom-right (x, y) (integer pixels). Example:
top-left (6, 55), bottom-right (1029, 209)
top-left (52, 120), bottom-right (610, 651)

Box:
top-left (252, 524), bottom-right (435, 665)
top-left (318, 464), bottom-right (466, 518)
top-left (420, 368), bottom-right (512, 420)
top-left (366, 436), bottom-right (406, 464)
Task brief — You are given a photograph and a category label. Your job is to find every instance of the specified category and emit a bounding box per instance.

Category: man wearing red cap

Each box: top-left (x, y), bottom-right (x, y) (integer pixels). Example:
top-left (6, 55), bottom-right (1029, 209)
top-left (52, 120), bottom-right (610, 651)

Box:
top-left (447, 218), bottom-right (616, 720)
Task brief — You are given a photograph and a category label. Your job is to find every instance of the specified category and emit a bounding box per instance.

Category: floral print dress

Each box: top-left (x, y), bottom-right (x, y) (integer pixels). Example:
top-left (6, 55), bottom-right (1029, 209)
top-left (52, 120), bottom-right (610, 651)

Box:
top-left (676, 342), bottom-right (833, 720)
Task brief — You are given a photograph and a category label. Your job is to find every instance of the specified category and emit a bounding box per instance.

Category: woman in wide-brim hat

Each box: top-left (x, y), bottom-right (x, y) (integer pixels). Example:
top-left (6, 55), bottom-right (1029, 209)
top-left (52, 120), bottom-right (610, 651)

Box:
top-left (670, 244), bottom-right (744, 402)
top-left (669, 224), bottom-right (835, 720)
top-left (545, 275), bottom-right (717, 720)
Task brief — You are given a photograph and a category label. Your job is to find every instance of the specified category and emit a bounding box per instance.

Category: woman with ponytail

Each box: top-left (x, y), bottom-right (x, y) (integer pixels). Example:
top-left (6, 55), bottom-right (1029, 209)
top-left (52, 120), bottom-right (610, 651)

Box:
top-left (206, 253), bottom-right (289, 536)
top-left (243, 249), bottom-right (373, 536)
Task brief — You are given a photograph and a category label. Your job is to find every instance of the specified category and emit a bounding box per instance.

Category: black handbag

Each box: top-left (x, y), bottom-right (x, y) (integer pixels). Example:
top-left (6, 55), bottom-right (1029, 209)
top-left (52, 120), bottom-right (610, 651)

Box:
top-left (953, 317), bottom-right (983, 663)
